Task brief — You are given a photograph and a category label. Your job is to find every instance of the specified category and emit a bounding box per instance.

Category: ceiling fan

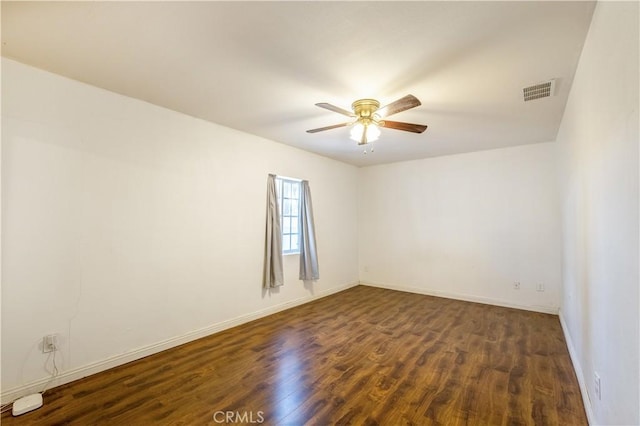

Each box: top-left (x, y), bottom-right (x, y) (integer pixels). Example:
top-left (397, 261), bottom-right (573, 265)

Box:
top-left (306, 94), bottom-right (428, 146)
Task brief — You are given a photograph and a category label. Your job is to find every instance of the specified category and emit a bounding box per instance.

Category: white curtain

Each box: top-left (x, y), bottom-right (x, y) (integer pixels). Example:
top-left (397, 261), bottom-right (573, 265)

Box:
top-left (264, 174), bottom-right (284, 288)
top-left (299, 180), bottom-right (319, 280)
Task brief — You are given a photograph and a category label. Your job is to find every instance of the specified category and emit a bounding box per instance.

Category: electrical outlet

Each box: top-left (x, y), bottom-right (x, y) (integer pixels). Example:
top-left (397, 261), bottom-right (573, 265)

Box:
top-left (536, 283), bottom-right (545, 292)
top-left (42, 334), bottom-right (58, 353)
top-left (594, 372), bottom-right (601, 400)
top-left (513, 281), bottom-right (521, 290)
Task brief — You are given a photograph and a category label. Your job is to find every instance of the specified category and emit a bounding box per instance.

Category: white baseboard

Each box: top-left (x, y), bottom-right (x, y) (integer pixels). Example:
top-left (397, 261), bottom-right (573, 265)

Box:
top-left (1, 281), bottom-right (359, 404)
top-left (360, 281), bottom-right (559, 315)
top-left (559, 310), bottom-right (594, 425)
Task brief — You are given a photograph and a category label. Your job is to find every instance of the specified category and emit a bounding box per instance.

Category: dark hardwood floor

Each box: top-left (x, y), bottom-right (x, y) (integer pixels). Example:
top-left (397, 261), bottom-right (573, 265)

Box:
top-left (2, 286), bottom-right (587, 425)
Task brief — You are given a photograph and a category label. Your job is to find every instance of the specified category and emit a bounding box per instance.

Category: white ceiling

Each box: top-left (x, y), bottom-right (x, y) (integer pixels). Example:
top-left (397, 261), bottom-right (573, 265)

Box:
top-left (2, 1), bottom-right (595, 167)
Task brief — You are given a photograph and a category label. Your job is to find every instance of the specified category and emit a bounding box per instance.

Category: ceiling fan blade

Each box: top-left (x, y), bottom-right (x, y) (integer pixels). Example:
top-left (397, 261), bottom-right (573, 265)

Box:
top-left (378, 94), bottom-right (422, 117)
top-left (306, 122), bottom-right (351, 133)
top-left (315, 103), bottom-right (355, 117)
top-left (381, 120), bottom-right (428, 133)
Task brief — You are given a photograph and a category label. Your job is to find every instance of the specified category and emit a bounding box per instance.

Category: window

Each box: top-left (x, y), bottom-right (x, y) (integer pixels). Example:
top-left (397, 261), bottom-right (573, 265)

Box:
top-left (276, 177), bottom-right (301, 255)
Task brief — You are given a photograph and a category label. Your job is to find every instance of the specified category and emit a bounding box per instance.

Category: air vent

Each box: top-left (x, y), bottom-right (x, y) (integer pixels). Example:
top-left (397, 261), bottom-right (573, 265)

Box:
top-left (523, 79), bottom-right (556, 102)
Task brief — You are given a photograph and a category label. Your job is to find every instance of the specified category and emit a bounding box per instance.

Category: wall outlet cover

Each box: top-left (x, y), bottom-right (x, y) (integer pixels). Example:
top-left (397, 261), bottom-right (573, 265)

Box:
top-left (43, 335), bottom-right (57, 353)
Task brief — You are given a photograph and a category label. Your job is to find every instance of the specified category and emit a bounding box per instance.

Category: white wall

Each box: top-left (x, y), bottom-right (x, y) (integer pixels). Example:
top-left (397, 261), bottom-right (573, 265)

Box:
top-left (556, 2), bottom-right (639, 425)
top-left (1, 58), bottom-right (359, 398)
top-left (358, 142), bottom-right (562, 313)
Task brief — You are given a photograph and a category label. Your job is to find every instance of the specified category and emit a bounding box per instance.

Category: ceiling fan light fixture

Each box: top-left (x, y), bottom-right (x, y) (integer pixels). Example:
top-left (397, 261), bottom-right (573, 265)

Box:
top-left (367, 123), bottom-right (381, 141)
top-left (350, 122), bottom-right (380, 144)
top-left (350, 100), bottom-right (382, 144)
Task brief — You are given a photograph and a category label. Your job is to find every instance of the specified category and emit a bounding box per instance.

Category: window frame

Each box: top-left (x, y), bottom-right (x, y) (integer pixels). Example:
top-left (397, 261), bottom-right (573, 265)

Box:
top-left (275, 176), bottom-right (302, 255)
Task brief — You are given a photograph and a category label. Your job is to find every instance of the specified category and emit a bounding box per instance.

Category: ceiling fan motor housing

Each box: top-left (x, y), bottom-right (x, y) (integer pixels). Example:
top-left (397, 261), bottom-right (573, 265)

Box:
top-left (352, 98), bottom-right (383, 133)
top-left (352, 99), bottom-right (380, 119)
